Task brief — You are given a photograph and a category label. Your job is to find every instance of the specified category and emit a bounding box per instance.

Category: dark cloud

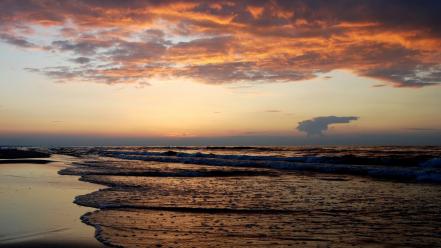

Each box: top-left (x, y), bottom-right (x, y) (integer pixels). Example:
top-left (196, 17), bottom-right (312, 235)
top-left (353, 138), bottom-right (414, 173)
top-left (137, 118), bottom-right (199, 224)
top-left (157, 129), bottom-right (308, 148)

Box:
top-left (0, 33), bottom-right (37, 48)
top-left (172, 36), bottom-right (233, 55)
top-left (25, 67), bottom-right (78, 82)
top-left (25, 66), bottom-right (144, 85)
top-left (356, 57), bottom-right (441, 88)
top-left (297, 116), bottom-right (359, 136)
top-left (70, 57), bottom-right (91, 64)
top-left (51, 39), bottom-right (113, 55)
top-left (181, 62), bottom-right (314, 84)
top-left (106, 40), bottom-right (167, 62)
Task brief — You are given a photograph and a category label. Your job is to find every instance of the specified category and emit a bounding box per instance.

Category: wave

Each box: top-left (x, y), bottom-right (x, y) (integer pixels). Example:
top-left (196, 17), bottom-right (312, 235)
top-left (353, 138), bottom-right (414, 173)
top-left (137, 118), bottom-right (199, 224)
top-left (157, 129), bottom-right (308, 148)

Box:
top-left (63, 169), bottom-right (273, 178)
top-left (420, 158), bottom-right (441, 168)
top-left (76, 203), bottom-right (298, 214)
top-left (100, 151), bottom-right (441, 183)
top-left (99, 149), bottom-right (438, 167)
top-left (52, 146), bottom-right (441, 166)
top-left (59, 159), bottom-right (277, 178)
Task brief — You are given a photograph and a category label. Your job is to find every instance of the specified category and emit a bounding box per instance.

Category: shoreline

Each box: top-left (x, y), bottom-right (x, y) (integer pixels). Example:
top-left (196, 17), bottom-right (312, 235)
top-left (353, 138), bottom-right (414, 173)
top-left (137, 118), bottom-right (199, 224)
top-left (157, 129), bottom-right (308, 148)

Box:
top-left (0, 155), bottom-right (104, 247)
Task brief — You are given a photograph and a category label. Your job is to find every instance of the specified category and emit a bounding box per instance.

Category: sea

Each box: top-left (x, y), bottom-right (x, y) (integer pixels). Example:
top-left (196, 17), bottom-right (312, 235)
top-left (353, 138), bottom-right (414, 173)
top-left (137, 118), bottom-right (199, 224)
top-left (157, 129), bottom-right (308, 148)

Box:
top-left (53, 146), bottom-right (441, 247)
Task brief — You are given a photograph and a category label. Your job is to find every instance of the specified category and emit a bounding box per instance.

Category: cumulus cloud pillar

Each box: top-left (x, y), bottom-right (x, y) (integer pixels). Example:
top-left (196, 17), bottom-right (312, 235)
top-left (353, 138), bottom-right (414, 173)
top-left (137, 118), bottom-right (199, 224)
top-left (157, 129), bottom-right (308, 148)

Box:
top-left (297, 116), bottom-right (359, 136)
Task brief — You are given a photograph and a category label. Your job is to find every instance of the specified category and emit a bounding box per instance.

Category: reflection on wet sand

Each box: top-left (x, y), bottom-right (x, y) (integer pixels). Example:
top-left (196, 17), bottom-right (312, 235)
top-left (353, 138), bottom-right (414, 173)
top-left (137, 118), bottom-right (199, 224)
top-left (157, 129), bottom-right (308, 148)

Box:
top-left (0, 155), bottom-right (104, 247)
top-left (67, 157), bottom-right (441, 247)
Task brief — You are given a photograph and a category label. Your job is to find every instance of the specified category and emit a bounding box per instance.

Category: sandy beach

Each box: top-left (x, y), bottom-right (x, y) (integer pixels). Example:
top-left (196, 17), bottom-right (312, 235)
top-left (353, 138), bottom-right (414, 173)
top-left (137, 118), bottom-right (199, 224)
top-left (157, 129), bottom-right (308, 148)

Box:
top-left (0, 155), bottom-right (104, 248)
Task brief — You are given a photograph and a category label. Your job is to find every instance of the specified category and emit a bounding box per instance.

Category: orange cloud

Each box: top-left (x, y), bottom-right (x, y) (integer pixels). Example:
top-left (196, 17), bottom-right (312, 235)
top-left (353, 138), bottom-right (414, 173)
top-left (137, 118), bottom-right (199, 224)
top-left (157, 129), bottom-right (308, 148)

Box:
top-left (1, 0), bottom-right (440, 87)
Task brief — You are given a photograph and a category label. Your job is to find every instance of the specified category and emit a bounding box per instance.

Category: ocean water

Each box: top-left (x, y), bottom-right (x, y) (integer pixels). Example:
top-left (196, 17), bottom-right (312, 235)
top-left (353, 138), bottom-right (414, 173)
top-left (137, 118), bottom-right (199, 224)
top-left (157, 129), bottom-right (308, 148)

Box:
top-left (55, 146), bottom-right (441, 247)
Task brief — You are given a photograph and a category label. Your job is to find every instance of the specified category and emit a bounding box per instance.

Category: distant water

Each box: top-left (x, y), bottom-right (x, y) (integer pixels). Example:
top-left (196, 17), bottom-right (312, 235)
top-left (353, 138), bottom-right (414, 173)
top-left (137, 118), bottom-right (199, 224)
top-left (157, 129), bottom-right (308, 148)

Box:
top-left (54, 146), bottom-right (441, 247)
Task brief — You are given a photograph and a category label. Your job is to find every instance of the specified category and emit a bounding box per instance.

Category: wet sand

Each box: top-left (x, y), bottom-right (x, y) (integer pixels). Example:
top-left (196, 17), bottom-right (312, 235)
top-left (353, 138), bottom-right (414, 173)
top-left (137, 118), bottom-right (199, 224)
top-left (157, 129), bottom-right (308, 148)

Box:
top-left (0, 155), bottom-right (104, 247)
top-left (67, 157), bottom-right (441, 247)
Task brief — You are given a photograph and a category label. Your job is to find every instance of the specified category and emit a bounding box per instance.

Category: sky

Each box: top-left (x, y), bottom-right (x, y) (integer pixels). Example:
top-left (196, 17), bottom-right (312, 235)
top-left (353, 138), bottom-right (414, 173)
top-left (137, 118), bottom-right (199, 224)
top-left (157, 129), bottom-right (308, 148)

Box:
top-left (0, 0), bottom-right (440, 146)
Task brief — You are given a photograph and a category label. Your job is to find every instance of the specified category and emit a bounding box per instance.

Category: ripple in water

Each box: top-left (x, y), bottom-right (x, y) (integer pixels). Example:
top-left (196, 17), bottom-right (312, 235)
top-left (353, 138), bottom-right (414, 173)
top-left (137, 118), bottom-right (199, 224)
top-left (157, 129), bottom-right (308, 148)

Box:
top-left (56, 147), bottom-right (441, 247)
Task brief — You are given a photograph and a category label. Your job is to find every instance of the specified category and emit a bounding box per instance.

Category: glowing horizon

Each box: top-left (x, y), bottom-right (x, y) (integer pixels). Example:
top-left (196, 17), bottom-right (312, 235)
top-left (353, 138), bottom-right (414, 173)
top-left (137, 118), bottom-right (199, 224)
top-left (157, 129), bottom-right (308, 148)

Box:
top-left (1, 1), bottom-right (441, 145)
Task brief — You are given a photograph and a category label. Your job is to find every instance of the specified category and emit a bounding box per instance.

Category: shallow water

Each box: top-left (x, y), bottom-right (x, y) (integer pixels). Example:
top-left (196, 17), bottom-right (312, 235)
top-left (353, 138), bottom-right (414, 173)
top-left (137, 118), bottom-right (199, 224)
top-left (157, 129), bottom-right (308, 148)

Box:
top-left (56, 146), bottom-right (441, 247)
top-left (0, 155), bottom-right (104, 247)
top-left (76, 174), bottom-right (441, 247)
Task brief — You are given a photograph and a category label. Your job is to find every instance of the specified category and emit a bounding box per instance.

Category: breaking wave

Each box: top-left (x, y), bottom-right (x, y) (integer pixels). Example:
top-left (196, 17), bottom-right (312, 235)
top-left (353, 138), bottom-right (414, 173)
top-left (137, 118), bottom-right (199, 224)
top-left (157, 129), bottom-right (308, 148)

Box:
top-left (94, 150), bottom-right (441, 183)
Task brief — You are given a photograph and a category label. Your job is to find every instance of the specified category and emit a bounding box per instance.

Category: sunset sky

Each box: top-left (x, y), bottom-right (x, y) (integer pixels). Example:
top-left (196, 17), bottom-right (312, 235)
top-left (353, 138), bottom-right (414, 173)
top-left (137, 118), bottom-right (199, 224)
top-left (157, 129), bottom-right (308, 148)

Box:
top-left (0, 0), bottom-right (440, 145)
